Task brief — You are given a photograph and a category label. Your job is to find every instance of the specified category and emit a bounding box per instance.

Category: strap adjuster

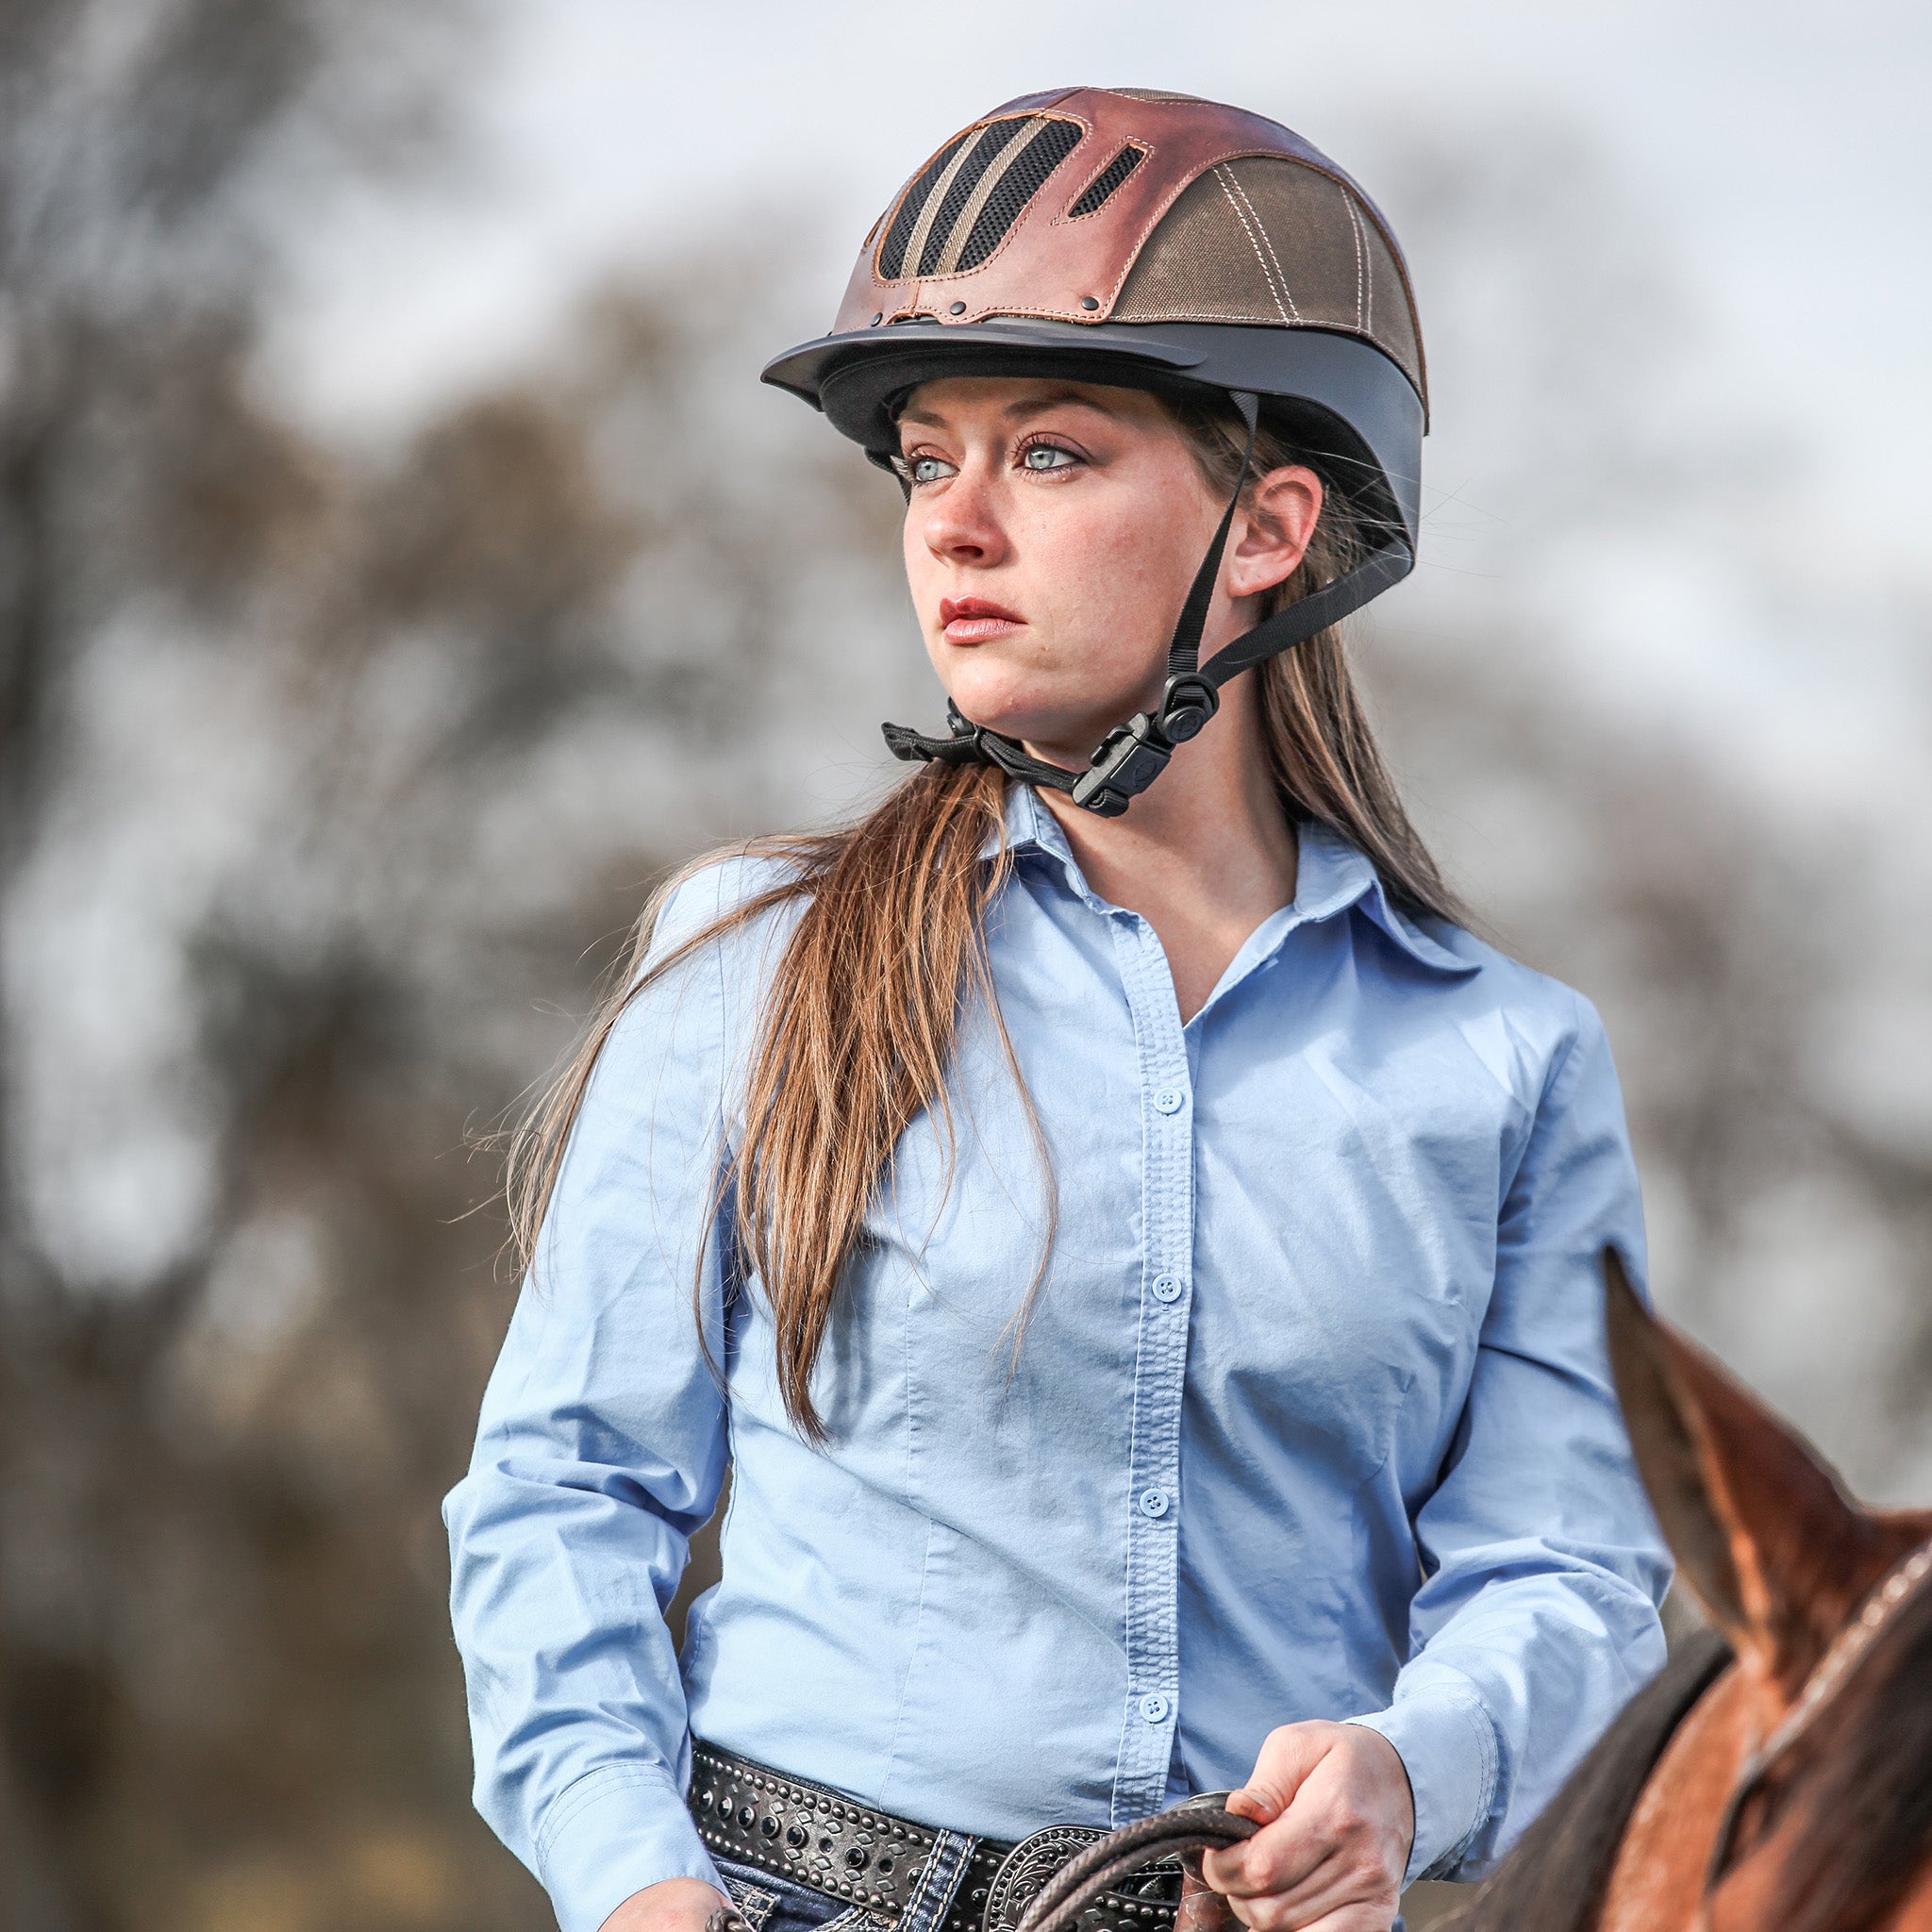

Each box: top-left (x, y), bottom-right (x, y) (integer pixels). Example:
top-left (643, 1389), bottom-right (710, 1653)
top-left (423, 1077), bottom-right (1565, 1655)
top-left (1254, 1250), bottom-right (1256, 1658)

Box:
top-left (1156, 673), bottom-right (1220, 744)
top-left (1069, 673), bottom-right (1224, 816)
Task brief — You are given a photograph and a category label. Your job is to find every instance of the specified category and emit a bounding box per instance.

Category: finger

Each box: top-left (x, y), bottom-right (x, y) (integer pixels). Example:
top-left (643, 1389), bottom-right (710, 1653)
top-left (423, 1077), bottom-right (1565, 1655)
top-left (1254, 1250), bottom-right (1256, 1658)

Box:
top-left (1206, 1811), bottom-right (1333, 1901)
top-left (1240, 1724), bottom-right (1337, 1823)
top-left (1306, 1909), bottom-right (1393, 1932)
top-left (1204, 1728), bottom-right (1335, 1890)
top-left (1222, 1848), bottom-right (1346, 1932)
top-left (1291, 1908), bottom-right (1391, 1932)
top-left (1222, 1786), bottom-right (1274, 1826)
top-left (1243, 1846), bottom-right (1398, 1932)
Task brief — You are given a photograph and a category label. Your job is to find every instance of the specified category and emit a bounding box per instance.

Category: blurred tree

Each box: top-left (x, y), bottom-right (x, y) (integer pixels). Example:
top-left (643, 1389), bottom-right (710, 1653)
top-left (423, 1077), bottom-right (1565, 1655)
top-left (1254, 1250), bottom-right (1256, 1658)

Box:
top-left (0, 9), bottom-right (517, 1924)
top-left (0, 6), bottom-right (912, 1925)
top-left (0, 5), bottom-right (906, 1926)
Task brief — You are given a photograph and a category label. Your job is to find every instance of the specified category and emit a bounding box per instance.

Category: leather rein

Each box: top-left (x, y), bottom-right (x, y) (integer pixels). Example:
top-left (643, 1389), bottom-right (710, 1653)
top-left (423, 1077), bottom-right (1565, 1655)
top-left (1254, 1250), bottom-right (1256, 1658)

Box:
top-left (1013, 1797), bottom-right (1256, 1932)
top-left (1704, 1534), bottom-right (1932, 1895)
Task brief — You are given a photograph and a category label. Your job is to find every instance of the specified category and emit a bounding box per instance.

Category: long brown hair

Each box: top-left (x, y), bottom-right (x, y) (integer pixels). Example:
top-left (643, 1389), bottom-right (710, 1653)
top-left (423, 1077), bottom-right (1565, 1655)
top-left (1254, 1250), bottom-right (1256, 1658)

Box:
top-left (508, 393), bottom-right (1465, 1442)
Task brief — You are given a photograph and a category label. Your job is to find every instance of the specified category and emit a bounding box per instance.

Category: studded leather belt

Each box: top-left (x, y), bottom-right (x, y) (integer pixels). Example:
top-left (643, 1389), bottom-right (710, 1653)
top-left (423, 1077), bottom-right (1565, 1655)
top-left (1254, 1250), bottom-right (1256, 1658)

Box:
top-left (688, 1741), bottom-right (1182, 1932)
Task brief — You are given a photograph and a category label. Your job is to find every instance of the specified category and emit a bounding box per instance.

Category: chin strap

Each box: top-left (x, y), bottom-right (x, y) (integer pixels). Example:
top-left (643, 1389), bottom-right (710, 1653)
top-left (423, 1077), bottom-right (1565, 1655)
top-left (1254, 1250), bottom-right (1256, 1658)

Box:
top-left (882, 390), bottom-right (1414, 818)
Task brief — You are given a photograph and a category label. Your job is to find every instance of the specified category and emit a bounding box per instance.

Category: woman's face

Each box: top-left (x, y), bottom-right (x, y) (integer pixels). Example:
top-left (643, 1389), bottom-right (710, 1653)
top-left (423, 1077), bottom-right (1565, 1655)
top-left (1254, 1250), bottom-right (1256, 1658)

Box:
top-left (897, 376), bottom-right (1320, 767)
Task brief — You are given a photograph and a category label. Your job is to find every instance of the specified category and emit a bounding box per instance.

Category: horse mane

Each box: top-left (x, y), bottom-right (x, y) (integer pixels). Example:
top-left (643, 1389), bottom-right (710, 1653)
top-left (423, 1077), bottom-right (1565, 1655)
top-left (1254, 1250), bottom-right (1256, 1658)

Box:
top-left (1438, 1627), bottom-right (1733, 1932)
top-left (1772, 1572), bottom-right (1932, 1932)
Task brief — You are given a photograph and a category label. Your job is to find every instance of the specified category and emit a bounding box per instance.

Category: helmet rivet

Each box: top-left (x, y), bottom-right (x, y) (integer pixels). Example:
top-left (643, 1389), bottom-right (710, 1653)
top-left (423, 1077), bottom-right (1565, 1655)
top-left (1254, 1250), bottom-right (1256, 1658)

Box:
top-left (948, 301), bottom-right (966, 315)
top-left (871, 312), bottom-right (882, 325)
top-left (1080, 295), bottom-right (1100, 310)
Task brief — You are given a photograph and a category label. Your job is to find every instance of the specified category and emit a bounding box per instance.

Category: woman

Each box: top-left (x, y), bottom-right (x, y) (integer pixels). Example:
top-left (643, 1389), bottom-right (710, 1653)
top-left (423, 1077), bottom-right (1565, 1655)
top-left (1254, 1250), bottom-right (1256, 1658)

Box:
top-left (446, 90), bottom-right (1669, 1932)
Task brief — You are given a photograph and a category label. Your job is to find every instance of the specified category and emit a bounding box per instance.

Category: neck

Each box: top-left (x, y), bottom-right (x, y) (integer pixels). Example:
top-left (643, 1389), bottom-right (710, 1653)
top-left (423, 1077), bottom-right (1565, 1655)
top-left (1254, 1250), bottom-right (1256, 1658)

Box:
top-left (1030, 675), bottom-right (1297, 1022)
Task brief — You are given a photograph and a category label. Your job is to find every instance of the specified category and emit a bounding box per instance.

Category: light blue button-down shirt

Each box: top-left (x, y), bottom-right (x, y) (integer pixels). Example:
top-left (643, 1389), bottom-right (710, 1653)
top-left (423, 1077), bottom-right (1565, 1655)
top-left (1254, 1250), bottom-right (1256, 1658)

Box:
top-left (445, 785), bottom-right (1670, 1932)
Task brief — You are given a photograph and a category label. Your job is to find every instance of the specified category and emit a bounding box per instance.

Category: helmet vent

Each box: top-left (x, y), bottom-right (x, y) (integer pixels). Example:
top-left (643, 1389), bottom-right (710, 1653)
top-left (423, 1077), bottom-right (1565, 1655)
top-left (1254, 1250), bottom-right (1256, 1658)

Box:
top-left (916, 121), bottom-right (1027, 275)
top-left (1066, 143), bottom-right (1145, 219)
top-left (877, 115), bottom-right (1084, 283)
top-left (953, 117), bottom-right (1082, 271)
top-left (876, 130), bottom-right (973, 281)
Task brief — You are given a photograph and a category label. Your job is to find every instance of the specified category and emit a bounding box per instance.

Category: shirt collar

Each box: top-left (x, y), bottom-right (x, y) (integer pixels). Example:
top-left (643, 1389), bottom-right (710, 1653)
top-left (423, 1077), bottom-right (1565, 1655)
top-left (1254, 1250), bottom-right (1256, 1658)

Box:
top-left (1291, 821), bottom-right (1476, 975)
top-left (986, 783), bottom-right (1475, 977)
top-left (985, 776), bottom-right (1065, 864)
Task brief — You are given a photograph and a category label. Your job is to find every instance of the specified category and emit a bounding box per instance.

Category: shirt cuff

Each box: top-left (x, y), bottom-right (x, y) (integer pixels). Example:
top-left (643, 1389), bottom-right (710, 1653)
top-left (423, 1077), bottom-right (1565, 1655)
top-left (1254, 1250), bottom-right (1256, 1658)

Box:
top-left (1343, 1676), bottom-right (1500, 1884)
top-left (534, 1761), bottom-right (725, 1932)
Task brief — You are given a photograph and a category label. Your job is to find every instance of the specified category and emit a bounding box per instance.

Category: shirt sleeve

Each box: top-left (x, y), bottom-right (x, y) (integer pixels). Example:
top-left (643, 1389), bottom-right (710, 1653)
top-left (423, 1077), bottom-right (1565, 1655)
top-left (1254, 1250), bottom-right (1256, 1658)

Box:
top-left (443, 869), bottom-right (759, 1932)
top-left (1343, 993), bottom-right (1672, 1883)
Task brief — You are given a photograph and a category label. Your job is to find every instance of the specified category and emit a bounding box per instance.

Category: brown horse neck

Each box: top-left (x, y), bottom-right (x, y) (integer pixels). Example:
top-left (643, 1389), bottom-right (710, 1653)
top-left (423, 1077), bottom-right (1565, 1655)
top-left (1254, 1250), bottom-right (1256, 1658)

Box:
top-left (1598, 1661), bottom-right (1753, 1932)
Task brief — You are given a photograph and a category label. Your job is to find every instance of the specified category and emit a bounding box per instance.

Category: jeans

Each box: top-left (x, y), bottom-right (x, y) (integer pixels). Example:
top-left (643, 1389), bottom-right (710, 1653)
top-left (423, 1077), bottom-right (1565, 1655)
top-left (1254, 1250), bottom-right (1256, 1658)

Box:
top-left (715, 1828), bottom-right (979, 1932)
top-left (715, 1857), bottom-right (853, 1932)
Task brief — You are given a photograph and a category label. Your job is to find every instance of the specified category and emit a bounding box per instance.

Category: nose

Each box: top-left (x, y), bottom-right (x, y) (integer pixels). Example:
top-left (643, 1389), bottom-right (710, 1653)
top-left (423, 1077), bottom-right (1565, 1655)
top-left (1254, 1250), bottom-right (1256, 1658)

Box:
top-left (920, 462), bottom-right (1008, 570)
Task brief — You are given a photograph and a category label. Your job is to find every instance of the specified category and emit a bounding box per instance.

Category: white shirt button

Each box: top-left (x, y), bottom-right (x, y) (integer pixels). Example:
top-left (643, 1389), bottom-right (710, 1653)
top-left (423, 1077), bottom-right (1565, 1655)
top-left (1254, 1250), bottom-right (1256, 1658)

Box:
top-left (1140, 1489), bottom-right (1170, 1518)
top-left (1139, 1693), bottom-right (1170, 1724)
top-left (1152, 1274), bottom-right (1182, 1303)
top-left (1152, 1089), bottom-right (1185, 1115)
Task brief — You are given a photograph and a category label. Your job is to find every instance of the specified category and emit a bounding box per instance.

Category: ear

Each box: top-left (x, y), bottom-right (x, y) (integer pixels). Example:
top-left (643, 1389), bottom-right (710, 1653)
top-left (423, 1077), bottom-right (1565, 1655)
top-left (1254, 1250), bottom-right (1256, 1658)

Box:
top-left (1224, 464), bottom-right (1324, 602)
top-left (1603, 1248), bottom-right (1903, 1701)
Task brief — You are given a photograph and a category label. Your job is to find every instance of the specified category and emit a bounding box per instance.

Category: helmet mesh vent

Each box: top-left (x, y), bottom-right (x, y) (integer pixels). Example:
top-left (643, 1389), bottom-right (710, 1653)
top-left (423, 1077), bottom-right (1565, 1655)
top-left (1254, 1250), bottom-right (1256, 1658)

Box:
top-left (912, 120), bottom-right (1024, 276)
top-left (877, 130), bottom-right (972, 280)
top-left (953, 117), bottom-right (1083, 272)
top-left (1066, 143), bottom-right (1144, 219)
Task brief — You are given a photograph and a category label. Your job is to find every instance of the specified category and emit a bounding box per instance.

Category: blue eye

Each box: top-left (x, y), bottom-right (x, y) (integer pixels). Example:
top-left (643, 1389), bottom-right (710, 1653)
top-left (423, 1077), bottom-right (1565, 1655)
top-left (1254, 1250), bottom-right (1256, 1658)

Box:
top-left (1023, 444), bottom-right (1078, 473)
top-left (910, 456), bottom-right (953, 484)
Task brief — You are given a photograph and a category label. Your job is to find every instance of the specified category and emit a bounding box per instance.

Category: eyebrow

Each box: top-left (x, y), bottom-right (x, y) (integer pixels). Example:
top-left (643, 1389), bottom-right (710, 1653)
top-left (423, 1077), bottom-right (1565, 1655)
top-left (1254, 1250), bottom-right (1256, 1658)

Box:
top-left (897, 389), bottom-right (1113, 433)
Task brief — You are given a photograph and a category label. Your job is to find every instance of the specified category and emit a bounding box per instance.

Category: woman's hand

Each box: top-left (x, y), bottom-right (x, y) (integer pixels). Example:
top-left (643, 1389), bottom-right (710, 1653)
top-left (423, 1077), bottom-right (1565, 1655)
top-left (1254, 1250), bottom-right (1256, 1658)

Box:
top-left (598, 1876), bottom-right (731, 1932)
top-left (1198, 1722), bottom-right (1415, 1932)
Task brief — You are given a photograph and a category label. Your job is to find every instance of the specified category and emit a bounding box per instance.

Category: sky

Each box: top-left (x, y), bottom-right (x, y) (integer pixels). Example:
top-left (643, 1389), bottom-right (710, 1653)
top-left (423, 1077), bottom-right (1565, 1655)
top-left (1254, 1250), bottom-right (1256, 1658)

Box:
top-left (274, 0), bottom-right (1932, 564)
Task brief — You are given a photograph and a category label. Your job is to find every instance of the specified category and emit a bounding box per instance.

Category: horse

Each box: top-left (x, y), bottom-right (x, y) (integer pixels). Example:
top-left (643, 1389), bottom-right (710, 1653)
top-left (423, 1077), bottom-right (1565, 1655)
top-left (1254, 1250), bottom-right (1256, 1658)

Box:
top-left (1020, 1253), bottom-right (1932, 1932)
top-left (1440, 1251), bottom-right (1932, 1932)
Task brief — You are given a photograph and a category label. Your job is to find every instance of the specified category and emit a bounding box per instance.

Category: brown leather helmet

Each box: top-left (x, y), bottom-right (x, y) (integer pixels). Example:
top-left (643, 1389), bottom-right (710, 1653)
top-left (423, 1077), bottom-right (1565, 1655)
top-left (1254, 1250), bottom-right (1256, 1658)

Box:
top-left (762, 88), bottom-right (1429, 818)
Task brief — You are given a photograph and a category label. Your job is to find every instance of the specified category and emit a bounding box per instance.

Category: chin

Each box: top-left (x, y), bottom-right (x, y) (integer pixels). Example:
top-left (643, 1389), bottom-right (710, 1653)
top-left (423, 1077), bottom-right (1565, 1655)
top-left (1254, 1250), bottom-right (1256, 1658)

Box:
top-left (953, 696), bottom-right (1088, 758)
top-left (944, 672), bottom-right (1124, 756)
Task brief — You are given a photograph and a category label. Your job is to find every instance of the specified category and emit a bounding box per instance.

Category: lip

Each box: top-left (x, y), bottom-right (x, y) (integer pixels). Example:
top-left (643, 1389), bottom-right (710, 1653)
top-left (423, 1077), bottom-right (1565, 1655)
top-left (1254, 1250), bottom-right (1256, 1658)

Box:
top-left (940, 596), bottom-right (1026, 643)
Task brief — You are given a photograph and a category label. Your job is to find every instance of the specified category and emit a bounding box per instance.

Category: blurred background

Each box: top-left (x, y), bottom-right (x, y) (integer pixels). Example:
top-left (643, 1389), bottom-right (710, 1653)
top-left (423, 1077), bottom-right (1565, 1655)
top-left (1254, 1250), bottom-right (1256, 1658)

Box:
top-left (1, 2), bottom-right (1928, 1926)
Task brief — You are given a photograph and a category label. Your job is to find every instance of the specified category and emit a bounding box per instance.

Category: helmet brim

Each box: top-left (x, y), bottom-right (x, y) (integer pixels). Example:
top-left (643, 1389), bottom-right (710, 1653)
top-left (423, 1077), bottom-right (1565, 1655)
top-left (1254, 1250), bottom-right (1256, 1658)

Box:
top-left (761, 318), bottom-right (1423, 548)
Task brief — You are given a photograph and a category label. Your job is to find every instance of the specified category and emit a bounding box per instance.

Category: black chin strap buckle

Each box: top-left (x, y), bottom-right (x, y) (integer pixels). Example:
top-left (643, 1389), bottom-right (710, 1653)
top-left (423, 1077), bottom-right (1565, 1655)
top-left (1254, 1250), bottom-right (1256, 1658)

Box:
top-left (1158, 673), bottom-right (1220, 743)
top-left (1068, 673), bottom-right (1223, 817)
top-left (1072, 714), bottom-right (1168, 817)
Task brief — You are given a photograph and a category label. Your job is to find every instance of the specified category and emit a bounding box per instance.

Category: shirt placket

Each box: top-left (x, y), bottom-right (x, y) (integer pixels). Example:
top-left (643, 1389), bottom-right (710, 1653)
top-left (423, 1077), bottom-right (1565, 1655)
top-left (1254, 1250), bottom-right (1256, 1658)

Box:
top-left (1108, 911), bottom-right (1195, 1827)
